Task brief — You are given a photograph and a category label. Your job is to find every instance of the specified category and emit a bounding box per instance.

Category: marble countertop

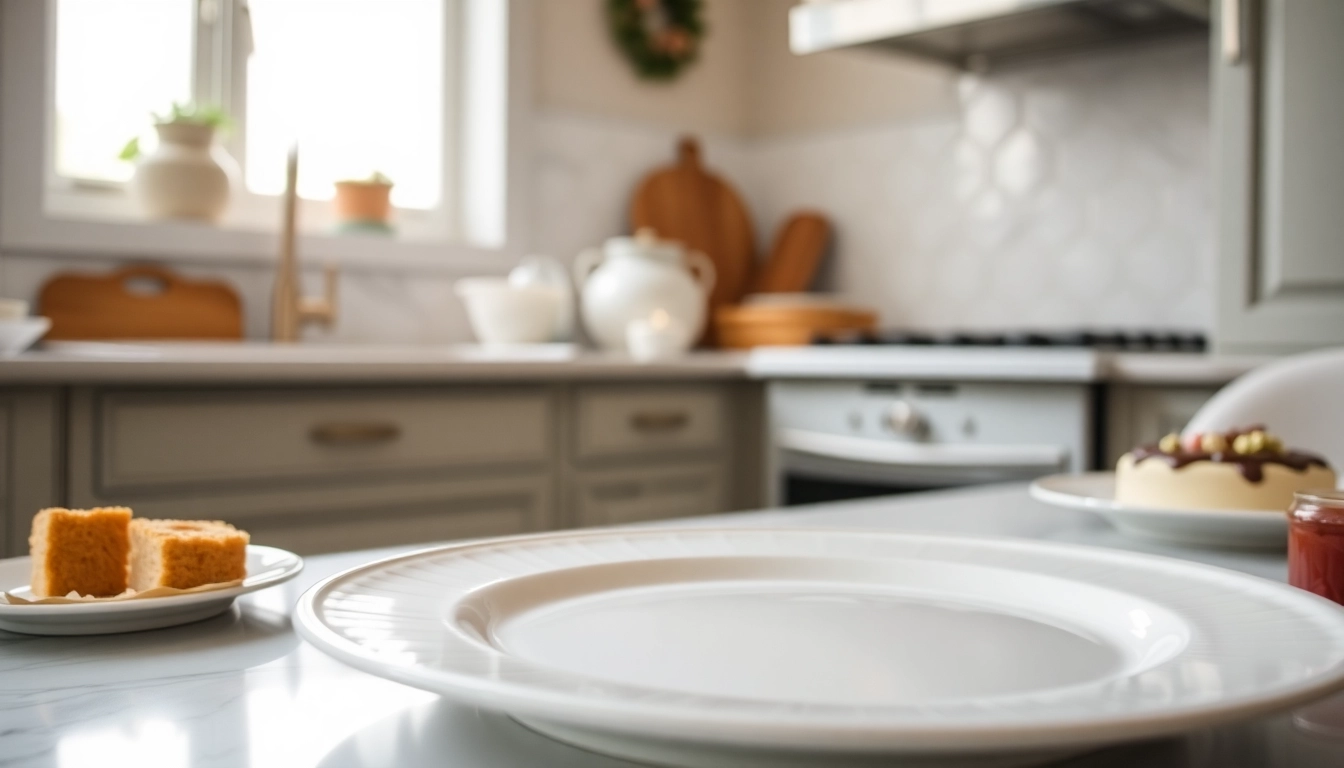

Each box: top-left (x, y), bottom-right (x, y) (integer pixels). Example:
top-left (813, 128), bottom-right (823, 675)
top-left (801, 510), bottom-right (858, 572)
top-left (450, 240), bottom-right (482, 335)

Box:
top-left (3, 484), bottom-right (1341, 768)
top-left (0, 342), bottom-right (1268, 385)
top-left (0, 343), bottom-right (749, 383)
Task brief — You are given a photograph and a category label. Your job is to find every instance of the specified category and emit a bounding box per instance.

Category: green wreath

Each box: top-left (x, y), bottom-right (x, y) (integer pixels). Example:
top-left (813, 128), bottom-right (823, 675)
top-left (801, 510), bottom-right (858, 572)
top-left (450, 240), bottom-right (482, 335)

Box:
top-left (606, 0), bottom-right (706, 82)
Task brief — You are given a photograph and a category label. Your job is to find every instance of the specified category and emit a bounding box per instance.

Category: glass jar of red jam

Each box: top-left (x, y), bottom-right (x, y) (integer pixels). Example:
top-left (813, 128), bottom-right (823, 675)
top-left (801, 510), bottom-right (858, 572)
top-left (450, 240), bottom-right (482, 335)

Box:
top-left (1288, 490), bottom-right (1344, 604)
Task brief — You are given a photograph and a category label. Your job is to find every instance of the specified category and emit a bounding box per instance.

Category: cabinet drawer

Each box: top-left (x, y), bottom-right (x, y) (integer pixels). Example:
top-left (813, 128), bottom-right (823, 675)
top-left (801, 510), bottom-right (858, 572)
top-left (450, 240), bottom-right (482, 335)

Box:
top-left (572, 463), bottom-right (726, 528)
top-left (91, 388), bottom-right (552, 490)
top-left (575, 386), bottom-right (726, 461)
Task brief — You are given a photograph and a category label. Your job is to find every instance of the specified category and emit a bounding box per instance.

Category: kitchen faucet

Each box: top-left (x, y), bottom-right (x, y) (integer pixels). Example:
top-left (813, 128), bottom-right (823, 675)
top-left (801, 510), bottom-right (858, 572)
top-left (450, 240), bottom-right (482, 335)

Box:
top-left (272, 146), bottom-right (338, 341)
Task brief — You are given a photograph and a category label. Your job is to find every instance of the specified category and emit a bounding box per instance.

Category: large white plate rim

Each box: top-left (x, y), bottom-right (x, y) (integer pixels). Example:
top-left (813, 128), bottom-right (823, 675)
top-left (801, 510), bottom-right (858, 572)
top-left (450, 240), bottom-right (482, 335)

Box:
top-left (0, 545), bottom-right (303, 616)
top-left (294, 529), bottom-right (1344, 752)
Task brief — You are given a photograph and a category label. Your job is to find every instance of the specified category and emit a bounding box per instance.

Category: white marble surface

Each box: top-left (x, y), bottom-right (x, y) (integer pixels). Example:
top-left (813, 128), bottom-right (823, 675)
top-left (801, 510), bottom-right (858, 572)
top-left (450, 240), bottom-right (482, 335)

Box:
top-left (0, 343), bottom-right (1265, 385)
top-left (0, 344), bottom-right (748, 384)
top-left (4, 484), bottom-right (1343, 768)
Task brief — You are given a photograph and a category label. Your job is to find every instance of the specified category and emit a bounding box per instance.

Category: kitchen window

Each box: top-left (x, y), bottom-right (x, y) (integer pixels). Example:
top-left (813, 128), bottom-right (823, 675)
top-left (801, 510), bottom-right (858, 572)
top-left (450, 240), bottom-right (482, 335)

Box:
top-left (1, 0), bottom-right (522, 269)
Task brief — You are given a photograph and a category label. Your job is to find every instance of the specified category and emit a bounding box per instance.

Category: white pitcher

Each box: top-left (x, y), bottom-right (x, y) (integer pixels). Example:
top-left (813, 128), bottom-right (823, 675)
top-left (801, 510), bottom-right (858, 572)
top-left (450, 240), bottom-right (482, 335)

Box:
top-left (573, 229), bottom-right (716, 352)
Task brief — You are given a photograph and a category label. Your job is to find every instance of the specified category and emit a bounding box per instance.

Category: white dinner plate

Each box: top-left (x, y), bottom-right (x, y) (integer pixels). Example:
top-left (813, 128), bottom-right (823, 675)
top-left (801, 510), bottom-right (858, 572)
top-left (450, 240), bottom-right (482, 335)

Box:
top-left (0, 545), bottom-right (303, 635)
top-left (295, 528), bottom-right (1344, 767)
top-left (1031, 472), bottom-right (1288, 549)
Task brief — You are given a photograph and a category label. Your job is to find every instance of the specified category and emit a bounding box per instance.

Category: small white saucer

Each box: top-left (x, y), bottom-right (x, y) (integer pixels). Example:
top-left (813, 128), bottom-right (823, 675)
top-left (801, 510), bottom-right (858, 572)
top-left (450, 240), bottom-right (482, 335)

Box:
top-left (0, 545), bottom-right (303, 635)
top-left (1030, 472), bottom-right (1287, 549)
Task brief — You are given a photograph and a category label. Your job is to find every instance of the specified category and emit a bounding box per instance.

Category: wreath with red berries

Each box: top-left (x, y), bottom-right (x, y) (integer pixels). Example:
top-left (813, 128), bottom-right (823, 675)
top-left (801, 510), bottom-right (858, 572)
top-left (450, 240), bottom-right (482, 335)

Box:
top-left (606, 0), bottom-right (706, 81)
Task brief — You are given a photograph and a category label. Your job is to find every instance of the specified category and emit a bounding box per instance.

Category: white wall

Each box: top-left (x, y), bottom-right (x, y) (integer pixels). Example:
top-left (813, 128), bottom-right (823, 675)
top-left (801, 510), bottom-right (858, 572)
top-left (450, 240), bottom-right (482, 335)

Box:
top-left (535, 0), bottom-right (751, 136)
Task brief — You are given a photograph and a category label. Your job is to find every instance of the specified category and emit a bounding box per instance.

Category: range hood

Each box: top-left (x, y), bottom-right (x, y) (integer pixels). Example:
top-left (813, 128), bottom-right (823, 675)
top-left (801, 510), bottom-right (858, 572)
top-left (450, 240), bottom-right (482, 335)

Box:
top-left (789, 0), bottom-right (1210, 70)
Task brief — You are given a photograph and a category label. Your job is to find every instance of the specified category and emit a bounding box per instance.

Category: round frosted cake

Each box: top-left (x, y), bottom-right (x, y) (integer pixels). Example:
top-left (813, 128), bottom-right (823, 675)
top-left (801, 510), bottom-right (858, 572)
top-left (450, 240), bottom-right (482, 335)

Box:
top-left (1115, 427), bottom-right (1336, 511)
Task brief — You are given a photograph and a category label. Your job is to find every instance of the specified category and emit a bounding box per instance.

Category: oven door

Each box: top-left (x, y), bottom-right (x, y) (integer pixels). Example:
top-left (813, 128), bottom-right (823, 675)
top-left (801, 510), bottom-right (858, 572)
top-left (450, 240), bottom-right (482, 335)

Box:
top-left (778, 428), bottom-right (1070, 505)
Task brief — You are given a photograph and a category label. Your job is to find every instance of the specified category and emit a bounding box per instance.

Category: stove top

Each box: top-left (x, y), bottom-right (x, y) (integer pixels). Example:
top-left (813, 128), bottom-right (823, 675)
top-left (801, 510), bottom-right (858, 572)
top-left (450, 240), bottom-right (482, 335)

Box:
top-left (813, 329), bottom-right (1207, 352)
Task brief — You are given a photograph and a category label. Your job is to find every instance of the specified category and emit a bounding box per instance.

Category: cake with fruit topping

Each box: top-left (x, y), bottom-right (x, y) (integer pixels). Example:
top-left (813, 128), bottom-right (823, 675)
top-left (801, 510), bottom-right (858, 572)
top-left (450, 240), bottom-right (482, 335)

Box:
top-left (1116, 427), bottom-right (1336, 511)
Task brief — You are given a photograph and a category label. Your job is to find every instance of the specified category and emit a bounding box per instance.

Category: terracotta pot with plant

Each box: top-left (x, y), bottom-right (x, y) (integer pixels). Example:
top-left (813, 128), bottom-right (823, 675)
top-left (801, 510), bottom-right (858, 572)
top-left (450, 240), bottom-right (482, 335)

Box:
top-left (333, 172), bottom-right (394, 234)
top-left (120, 102), bottom-right (239, 224)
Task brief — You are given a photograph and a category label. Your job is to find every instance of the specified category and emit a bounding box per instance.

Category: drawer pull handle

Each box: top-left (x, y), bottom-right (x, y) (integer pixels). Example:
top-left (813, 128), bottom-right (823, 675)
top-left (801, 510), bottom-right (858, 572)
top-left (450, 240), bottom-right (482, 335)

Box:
top-left (310, 422), bottom-right (401, 445)
top-left (630, 411), bottom-right (690, 433)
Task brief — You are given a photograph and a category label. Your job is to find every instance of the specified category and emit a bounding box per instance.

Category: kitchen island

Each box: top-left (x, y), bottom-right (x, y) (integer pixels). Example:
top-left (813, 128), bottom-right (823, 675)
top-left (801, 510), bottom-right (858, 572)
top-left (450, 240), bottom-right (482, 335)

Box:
top-left (2, 484), bottom-right (1340, 768)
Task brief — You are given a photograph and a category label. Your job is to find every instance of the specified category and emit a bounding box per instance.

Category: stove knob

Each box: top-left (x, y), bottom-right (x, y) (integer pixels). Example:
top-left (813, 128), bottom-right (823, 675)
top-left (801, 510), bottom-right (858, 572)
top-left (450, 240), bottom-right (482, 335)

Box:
top-left (883, 401), bottom-right (926, 437)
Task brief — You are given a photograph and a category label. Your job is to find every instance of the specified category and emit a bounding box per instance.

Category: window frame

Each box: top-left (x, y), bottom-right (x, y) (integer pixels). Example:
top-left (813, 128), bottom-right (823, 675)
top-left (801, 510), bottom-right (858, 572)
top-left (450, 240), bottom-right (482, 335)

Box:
top-left (0, 0), bottom-right (532, 273)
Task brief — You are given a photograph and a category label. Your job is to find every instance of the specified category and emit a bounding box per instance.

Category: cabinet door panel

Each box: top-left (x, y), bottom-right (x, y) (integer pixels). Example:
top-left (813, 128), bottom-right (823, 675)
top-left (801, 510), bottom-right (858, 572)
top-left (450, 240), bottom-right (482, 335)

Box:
top-left (1, 390), bottom-right (62, 558)
top-left (574, 385), bottom-right (727, 462)
top-left (70, 473), bottom-right (554, 557)
top-left (84, 387), bottom-right (552, 492)
top-left (240, 475), bottom-right (553, 555)
top-left (1215, 0), bottom-right (1344, 352)
top-left (1258, 0), bottom-right (1344, 297)
top-left (572, 463), bottom-right (726, 528)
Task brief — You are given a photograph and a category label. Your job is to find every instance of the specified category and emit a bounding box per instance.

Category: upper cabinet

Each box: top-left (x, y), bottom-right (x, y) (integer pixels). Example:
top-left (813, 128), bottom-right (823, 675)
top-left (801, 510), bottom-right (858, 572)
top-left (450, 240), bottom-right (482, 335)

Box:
top-left (1214, 0), bottom-right (1344, 353)
top-left (789, 0), bottom-right (1209, 69)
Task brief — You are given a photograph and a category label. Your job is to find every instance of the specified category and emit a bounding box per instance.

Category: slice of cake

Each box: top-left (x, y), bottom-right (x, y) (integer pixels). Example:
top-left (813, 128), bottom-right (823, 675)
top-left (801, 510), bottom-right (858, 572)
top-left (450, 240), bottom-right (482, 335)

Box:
top-left (1116, 426), bottom-right (1336, 511)
top-left (129, 519), bottom-right (249, 591)
top-left (29, 507), bottom-right (133, 597)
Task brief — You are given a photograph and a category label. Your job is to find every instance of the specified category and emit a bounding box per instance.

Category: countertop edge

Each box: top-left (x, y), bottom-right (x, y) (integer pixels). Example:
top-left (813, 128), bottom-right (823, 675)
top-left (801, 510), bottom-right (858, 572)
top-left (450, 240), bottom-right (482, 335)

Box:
top-left (0, 349), bottom-right (1271, 385)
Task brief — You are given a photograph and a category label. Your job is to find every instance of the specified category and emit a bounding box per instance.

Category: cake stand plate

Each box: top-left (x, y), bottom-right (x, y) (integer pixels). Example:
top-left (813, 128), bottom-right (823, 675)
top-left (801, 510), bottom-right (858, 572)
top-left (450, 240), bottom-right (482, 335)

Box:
top-left (1030, 472), bottom-right (1288, 549)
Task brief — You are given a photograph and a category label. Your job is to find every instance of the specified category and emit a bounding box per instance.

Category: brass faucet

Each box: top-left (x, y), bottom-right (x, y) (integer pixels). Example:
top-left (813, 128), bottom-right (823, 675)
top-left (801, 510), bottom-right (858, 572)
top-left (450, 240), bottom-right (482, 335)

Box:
top-left (272, 146), bottom-right (338, 341)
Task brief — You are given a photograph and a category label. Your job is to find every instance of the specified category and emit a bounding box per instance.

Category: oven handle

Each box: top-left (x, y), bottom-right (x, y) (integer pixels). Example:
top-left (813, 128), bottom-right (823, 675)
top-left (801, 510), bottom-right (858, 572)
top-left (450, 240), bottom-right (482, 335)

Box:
top-left (778, 429), bottom-right (1068, 469)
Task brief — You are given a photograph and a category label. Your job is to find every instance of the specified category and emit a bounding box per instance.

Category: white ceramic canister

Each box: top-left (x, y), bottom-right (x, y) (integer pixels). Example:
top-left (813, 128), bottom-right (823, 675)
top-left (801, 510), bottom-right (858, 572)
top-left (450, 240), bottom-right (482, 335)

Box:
top-left (573, 229), bottom-right (716, 352)
top-left (508, 254), bottom-right (575, 342)
top-left (130, 122), bottom-right (239, 223)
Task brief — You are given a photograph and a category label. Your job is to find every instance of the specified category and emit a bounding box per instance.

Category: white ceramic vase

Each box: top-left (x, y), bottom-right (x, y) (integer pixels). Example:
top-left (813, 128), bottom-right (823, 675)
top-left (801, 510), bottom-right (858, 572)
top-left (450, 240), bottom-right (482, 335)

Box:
top-left (130, 122), bottom-right (238, 223)
top-left (573, 229), bottom-right (716, 352)
top-left (509, 254), bottom-right (576, 342)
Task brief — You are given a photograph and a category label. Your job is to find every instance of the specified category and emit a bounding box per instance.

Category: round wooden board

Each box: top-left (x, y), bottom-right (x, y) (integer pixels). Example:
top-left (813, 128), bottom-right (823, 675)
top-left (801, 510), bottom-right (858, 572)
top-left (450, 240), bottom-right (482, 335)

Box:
top-left (630, 137), bottom-right (755, 343)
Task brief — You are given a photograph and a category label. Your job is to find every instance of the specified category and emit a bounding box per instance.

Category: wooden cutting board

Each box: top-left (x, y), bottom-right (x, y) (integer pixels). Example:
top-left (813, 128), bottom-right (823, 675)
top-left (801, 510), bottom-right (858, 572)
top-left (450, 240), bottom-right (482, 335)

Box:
top-left (751, 211), bottom-right (832, 294)
top-left (39, 265), bottom-right (244, 341)
top-left (630, 137), bottom-right (755, 343)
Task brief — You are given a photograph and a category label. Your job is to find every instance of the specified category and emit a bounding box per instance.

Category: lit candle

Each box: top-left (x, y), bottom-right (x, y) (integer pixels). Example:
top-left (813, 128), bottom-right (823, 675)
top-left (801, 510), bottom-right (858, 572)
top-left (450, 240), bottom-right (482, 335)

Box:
top-left (626, 308), bottom-right (688, 361)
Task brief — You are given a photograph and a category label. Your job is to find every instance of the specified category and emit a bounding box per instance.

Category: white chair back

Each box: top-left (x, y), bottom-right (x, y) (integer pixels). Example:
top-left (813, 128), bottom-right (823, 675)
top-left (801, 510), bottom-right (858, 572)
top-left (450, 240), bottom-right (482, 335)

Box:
top-left (1184, 348), bottom-right (1344, 467)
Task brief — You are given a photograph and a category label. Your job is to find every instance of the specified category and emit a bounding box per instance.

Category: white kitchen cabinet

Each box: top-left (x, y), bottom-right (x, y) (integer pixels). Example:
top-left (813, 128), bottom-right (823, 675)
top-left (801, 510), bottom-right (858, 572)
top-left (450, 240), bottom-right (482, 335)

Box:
top-left (573, 385), bottom-right (728, 461)
top-left (85, 387), bottom-right (552, 491)
top-left (61, 386), bottom-right (560, 556)
top-left (45, 382), bottom-right (765, 556)
top-left (1214, 0), bottom-right (1344, 352)
top-left (569, 463), bottom-right (727, 528)
top-left (1104, 384), bottom-right (1221, 466)
top-left (0, 390), bottom-right (62, 557)
top-left (565, 382), bottom-right (764, 529)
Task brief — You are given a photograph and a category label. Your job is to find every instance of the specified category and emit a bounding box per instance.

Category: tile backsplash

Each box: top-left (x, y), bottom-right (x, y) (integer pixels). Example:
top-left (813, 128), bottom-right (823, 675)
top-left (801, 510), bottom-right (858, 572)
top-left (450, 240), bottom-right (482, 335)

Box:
top-left (744, 38), bottom-right (1213, 331)
top-left (0, 38), bottom-right (1212, 341)
top-left (539, 37), bottom-right (1213, 335)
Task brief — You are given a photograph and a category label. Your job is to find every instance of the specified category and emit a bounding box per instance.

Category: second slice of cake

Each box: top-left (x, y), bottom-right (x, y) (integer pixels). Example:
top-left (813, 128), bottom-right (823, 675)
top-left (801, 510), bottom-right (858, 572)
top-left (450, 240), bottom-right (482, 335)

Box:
top-left (129, 519), bottom-right (249, 591)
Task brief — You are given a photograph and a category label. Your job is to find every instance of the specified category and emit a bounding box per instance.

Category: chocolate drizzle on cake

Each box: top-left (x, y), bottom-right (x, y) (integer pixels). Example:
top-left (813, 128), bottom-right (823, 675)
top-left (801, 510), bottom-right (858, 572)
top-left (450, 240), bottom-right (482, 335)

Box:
top-left (1132, 445), bottom-right (1329, 483)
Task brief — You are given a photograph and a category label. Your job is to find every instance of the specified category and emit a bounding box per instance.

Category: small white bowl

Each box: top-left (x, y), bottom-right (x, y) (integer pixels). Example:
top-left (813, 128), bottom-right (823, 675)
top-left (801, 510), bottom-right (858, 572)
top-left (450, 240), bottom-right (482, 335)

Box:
top-left (0, 317), bottom-right (51, 357)
top-left (455, 278), bottom-right (561, 345)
